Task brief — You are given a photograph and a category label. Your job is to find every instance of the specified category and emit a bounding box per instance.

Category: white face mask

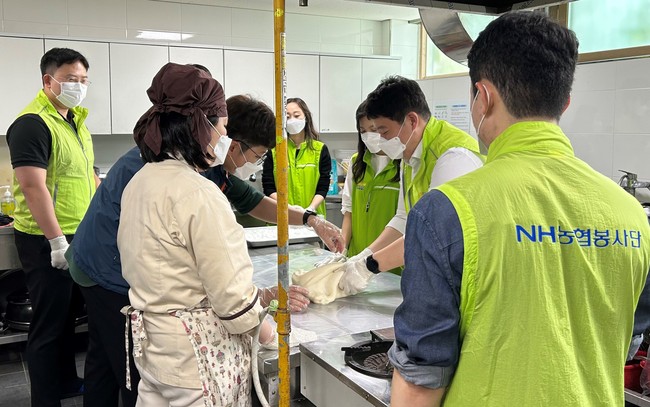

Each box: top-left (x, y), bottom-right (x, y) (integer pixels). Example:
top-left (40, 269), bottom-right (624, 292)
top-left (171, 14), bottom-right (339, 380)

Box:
top-left (377, 120), bottom-right (414, 160)
top-left (286, 118), bottom-right (306, 135)
top-left (207, 120), bottom-right (232, 167)
top-left (230, 143), bottom-right (262, 180)
top-left (233, 161), bottom-right (262, 180)
top-left (471, 85), bottom-right (489, 155)
top-left (50, 76), bottom-right (87, 108)
top-left (361, 132), bottom-right (382, 154)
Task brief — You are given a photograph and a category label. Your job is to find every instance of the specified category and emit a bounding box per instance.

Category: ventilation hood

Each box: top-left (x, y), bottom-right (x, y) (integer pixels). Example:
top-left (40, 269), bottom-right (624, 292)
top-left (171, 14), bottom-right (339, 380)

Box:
top-left (347, 0), bottom-right (574, 64)
top-left (345, 0), bottom-right (571, 15)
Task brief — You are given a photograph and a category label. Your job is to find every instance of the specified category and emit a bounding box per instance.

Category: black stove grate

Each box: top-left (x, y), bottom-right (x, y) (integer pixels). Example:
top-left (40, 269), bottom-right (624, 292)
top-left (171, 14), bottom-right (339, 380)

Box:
top-left (341, 339), bottom-right (394, 379)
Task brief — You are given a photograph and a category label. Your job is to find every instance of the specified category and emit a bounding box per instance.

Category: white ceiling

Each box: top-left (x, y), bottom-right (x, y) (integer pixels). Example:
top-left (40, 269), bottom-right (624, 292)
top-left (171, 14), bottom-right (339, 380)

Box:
top-left (158, 0), bottom-right (420, 21)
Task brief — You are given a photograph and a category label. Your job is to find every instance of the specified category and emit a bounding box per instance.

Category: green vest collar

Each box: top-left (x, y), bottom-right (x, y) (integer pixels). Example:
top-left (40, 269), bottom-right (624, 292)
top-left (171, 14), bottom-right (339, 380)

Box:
top-left (35, 89), bottom-right (89, 123)
top-left (488, 121), bottom-right (574, 163)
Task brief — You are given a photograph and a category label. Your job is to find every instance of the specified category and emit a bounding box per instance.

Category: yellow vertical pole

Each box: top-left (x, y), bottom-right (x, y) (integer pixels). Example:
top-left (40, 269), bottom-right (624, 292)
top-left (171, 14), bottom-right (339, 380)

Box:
top-left (273, 1), bottom-right (291, 406)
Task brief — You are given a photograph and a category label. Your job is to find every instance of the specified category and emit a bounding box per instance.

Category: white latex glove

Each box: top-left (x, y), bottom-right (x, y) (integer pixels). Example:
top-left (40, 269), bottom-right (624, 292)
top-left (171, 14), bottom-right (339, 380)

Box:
top-left (307, 215), bottom-right (345, 253)
top-left (261, 326), bottom-right (318, 350)
top-left (313, 249), bottom-right (347, 268)
top-left (259, 285), bottom-right (311, 313)
top-left (48, 236), bottom-right (69, 270)
top-left (338, 248), bottom-right (374, 295)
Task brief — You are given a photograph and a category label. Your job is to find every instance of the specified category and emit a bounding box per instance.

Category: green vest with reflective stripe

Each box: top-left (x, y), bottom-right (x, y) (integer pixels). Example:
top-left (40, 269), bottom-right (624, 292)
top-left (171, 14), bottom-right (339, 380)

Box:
top-left (12, 90), bottom-right (95, 235)
top-left (402, 117), bottom-right (481, 213)
top-left (348, 152), bottom-right (400, 264)
top-left (271, 139), bottom-right (326, 217)
top-left (436, 121), bottom-right (650, 406)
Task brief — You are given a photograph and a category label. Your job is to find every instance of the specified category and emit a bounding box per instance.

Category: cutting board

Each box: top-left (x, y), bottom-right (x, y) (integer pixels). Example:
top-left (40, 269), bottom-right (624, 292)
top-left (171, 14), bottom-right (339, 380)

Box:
top-left (244, 225), bottom-right (320, 248)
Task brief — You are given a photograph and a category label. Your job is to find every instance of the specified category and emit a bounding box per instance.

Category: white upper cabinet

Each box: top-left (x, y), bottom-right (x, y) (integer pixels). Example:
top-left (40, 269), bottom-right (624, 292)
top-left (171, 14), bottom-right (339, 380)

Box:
top-left (286, 54), bottom-right (320, 132)
top-left (319, 56), bottom-right (362, 133)
top-left (0, 37), bottom-right (44, 135)
top-left (110, 43), bottom-right (169, 135)
top-left (361, 58), bottom-right (402, 101)
top-left (45, 40), bottom-right (112, 134)
top-left (169, 46), bottom-right (224, 85)
top-left (223, 50), bottom-right (275, 111)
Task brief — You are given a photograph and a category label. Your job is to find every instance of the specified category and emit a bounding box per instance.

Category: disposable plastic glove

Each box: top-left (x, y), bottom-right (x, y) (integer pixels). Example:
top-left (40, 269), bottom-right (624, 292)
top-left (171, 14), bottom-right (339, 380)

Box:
top-left (306, 215), bottom-right (345, 253)
top-left (313, 249), bottom-right (347, 268)
top-left (48, 236), bottom-right (69, 270)
top-left (338, 247), bottom-right (374, 295)
top-left (259, 285), bottom-right (311, 313)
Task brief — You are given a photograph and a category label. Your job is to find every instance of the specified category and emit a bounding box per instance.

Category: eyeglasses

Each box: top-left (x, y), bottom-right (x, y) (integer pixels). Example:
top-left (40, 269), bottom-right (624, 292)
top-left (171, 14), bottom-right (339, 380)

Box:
top-left (238, 140), bottom-right (267, 166)
top-left (53, 75), bottom-right (92, 86)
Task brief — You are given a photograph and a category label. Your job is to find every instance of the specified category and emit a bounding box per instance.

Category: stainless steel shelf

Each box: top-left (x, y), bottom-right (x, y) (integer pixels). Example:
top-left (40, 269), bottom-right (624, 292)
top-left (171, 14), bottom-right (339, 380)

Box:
top-left (626, 389), bottom-right (650, 407)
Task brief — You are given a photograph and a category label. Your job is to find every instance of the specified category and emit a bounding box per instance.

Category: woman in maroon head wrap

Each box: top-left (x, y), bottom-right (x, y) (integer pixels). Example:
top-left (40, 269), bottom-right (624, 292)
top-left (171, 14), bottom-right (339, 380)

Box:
top-left (117, 63), bottom-right (274, 406)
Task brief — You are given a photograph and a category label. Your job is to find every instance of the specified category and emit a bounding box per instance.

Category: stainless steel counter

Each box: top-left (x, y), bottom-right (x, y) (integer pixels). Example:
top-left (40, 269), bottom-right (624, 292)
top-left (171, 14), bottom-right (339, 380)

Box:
top-left (300, 331), bottom-right (391, 407)
top-left (248, 246), bottom-right (402, 405)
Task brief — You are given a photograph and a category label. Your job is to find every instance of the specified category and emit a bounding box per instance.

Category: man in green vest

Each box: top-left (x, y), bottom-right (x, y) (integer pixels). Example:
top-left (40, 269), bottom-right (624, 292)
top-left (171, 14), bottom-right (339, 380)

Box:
top-left (338, 76), bottom-right (484, 294)
top-left (6, 47), bottom-right (98, 406)
top-left (389, 12), bottom-right (650, 407)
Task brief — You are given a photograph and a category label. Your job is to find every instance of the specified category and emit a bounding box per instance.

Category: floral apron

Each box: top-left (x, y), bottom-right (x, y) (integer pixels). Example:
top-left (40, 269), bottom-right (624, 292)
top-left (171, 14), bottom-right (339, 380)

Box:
top-left (122, 298), bottom-right (253, 407)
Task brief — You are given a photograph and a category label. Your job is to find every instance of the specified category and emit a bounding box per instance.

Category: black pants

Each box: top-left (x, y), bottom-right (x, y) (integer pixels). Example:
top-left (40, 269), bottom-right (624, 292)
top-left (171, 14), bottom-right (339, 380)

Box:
top-left (14, 231), bottom-right (80, 407)
top-left (80, 284), bottom-right (139, 407)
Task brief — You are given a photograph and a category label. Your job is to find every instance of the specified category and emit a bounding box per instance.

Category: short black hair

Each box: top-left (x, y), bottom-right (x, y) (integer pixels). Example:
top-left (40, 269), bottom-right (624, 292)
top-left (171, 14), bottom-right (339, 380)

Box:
top-left (226, 95), bottom-right (276, 150)
top-left (467, 11), bottom-right (579, 121)
top-left (365, 76), bottom-right (431, 122)
top-left (40, 48), bottom-right (89, 76)
top-left (140, 112), bottom-right (215, 171)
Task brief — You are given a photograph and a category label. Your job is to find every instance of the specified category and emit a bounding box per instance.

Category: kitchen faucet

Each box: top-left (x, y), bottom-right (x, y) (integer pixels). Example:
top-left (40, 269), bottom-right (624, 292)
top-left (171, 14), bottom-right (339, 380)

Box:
top-left (618, 170), bottom-right (650, 196)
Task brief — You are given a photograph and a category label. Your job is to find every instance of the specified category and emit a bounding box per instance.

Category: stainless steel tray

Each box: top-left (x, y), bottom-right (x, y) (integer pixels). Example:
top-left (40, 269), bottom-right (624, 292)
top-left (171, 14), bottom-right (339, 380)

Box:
top-left (244, 225), bottom-right (320, 248)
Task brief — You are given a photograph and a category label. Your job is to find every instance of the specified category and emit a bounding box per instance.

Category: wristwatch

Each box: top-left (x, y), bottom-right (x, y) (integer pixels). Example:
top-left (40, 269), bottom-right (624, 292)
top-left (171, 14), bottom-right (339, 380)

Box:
top-left (365, 254), bottom-right (381, 274)
top-left (302, 208), bottom-right (317, 225)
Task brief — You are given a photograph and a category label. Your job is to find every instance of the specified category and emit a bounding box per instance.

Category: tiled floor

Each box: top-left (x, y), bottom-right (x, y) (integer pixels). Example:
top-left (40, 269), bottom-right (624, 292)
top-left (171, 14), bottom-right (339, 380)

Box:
top-left (0, 334), bottom-right (87, 407)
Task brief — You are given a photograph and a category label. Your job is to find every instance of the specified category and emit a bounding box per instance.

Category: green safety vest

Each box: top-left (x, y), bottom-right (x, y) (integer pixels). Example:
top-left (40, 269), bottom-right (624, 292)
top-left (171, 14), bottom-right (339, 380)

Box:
top-left (402, 117), bottom-right (482, 213)
top-left (12, 90), bottom-right (95, 235)
top-left (348, 152), bottom-right (400, 268)
top-left (437, 121), bottom-right (650, 406)
top-left (271, 139), bottom-right (326, 218)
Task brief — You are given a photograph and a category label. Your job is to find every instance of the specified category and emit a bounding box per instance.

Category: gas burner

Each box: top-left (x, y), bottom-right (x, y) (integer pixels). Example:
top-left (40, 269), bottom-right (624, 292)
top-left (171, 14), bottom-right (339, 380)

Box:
top-left (341, 338), bottom-right (394, 379)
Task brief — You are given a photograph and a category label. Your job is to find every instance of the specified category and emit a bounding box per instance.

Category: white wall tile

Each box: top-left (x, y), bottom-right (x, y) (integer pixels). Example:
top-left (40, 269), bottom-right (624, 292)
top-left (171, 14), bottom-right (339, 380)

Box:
top-left (614, 89), bottom-right (650, 134)
top-left (127, 0), bottom-right (180, 32)
top-left (4, 20), bottom-right (68, 36)
top-left (320, 43), bottom-right (359, 55)
top-left (231, 8), bottom-right (272, 40)
top-left (390, 44), bottom-right (417, 78)
top-left (616, 58), bottom-right (650, 90)
top-left (188, 34), bottom-right (230, 47)
top-left (359, 45), bottom-right (375, 55)
top-left (560, 90), bottom-right (615, 134)
top-left (565, 132), bottom-right (614, 177)
top-left (287, 40), bottom-right (320, 53)
top-left (68, 25), bottom-right (127, 40)
top-left (573, 61), bottom-right (616, 92)
top-left (319, 16), bottom-right (360, 45)
top-left (181, 4), bottom-right (230, 38)
top-left (360, 20), bottom-right (382, 47)
top-left (390, 20), bottom-right (418, 47)
top-left (68, 0), bottom-right (126, 29)
top-left (4, 0), bottom-right (67, 24)
top-left (230, 36), bottom-right (273, 50)
top-left (286, 13), bottom-right (320, 43)
top-left (612, 133), bottom-right (650, 180)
